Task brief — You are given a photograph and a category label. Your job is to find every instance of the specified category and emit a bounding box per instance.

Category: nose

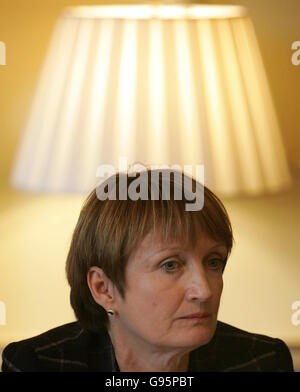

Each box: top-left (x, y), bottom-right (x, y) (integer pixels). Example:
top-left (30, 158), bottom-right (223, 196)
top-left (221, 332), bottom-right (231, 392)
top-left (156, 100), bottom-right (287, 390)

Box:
top-left (185, 266), bottom-right (213, 302)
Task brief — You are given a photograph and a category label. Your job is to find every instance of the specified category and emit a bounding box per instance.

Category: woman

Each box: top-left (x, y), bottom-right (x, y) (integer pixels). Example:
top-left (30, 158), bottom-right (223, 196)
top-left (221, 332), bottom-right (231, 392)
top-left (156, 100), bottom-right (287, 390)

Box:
top-left (2, 168), bottom-right (294, 372)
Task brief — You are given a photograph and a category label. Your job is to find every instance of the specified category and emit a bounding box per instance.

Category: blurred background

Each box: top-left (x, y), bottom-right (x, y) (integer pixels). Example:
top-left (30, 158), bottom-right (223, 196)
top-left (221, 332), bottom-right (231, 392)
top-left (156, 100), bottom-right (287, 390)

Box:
top-left (0, 0), bottom-right (299, 370)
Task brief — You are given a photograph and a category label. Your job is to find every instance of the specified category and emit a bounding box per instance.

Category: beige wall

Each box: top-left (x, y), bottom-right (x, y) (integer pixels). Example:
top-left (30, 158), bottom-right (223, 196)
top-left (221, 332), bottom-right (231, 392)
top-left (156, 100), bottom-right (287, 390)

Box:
top-left (0, 0), bottom-right (300, 349)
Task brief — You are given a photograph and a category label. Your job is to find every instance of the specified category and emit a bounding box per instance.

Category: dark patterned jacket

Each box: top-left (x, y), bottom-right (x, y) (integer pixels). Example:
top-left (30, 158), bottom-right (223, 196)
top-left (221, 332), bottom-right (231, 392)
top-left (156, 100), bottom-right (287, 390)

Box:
top-left (1, 320), bottom-right (294, 372)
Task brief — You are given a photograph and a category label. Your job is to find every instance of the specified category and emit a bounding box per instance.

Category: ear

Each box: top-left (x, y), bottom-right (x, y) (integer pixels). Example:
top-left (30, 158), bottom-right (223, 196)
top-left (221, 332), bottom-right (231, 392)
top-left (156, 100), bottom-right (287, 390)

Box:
top-left (87, 266), bottom-right (117, 312)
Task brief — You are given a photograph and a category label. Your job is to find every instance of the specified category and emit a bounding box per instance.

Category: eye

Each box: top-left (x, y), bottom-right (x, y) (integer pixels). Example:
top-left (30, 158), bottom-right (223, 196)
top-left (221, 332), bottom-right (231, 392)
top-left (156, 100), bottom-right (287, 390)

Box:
top-left (161, 260), bottom-right (181, 274)
top-left (207, 258), bottom-right (225, 270)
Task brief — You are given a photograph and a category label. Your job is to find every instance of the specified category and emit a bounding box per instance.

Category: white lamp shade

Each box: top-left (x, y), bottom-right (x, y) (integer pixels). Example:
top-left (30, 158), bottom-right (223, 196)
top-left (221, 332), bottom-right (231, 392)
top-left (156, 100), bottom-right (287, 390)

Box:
top-left (10, 4), bottom-right (292, 196)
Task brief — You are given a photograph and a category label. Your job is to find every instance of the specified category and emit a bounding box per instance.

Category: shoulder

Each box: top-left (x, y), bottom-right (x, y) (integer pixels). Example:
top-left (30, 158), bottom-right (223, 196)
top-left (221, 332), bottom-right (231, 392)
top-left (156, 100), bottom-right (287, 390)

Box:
top-left (1, 322), bottom-right (93, 372)
top-left (212, 321), bottom-right (294, 371)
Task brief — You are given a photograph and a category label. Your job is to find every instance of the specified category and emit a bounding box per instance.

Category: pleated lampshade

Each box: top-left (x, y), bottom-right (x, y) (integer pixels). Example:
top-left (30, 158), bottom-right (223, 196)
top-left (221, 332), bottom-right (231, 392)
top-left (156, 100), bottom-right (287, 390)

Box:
top-left (10, 4), bottom-right (291, 196)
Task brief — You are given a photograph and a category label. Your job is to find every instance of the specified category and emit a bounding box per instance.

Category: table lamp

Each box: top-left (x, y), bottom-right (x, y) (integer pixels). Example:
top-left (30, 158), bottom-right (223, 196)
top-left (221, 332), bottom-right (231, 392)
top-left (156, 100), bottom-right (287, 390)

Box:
top-left (10, 4), bottom-right (292, 197)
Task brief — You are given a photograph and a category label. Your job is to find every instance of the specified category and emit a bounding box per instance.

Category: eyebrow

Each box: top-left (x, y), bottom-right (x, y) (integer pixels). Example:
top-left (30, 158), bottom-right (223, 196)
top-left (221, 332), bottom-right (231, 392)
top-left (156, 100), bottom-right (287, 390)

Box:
top-left (207, 243), bottom-right (228, 252)
top-left (144, 242), bottom-right (227, 261)
top-left (143, 247), bottom-right (182, 263)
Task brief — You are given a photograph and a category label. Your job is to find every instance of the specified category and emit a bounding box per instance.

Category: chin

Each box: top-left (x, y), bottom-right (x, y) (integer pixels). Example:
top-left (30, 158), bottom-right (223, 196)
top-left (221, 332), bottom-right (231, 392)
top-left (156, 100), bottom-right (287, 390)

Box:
top-left (178, 320), bottom-right (217, 348)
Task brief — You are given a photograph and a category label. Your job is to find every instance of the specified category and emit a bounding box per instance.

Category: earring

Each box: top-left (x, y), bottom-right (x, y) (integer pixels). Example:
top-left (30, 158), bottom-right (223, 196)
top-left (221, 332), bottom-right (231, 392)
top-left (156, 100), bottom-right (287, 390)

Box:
top-left (107, 309), bottom-right (115, 316)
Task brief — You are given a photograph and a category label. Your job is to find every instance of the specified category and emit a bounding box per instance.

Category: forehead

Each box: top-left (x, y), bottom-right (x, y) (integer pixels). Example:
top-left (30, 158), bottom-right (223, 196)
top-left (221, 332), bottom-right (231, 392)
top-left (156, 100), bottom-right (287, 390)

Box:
top-left (128, 227), bottom-right (227, 264)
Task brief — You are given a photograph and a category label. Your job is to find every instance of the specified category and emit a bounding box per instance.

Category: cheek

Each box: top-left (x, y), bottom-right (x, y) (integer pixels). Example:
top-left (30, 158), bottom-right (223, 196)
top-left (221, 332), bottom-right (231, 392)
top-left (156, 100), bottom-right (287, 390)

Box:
top-left (210, 275), bottom-right (223, 302)
top-left (215, 278), bottom-right (223, 307)
top-left (218, 277), bottom-right (223, 294)
top-left (126, 275), bottom-right (182, 316)
top-left (125, 275), bottom-right (160, 309)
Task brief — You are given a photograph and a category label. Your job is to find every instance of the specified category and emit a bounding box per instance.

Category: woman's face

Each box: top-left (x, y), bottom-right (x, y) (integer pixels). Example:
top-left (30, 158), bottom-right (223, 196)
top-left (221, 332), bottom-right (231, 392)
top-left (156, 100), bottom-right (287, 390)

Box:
top-left (111, 227), bottom-right (227, 351)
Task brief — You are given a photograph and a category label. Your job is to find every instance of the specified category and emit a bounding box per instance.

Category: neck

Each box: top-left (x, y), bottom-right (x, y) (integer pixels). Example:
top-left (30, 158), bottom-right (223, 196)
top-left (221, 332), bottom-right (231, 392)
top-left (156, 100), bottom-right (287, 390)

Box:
top-left (108, 325), bottom-right (191, 372)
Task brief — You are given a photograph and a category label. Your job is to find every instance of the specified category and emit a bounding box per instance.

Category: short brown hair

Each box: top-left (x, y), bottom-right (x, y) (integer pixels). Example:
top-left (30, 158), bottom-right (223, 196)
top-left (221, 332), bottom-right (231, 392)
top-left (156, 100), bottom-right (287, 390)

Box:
top-left (66, 169), bottom-right (233, 333)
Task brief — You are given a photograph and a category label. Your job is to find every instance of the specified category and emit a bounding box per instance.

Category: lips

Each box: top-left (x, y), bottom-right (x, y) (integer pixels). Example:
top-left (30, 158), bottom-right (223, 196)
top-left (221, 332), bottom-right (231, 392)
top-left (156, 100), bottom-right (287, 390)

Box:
top-left (180, 312), bottom-right (211, 319)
